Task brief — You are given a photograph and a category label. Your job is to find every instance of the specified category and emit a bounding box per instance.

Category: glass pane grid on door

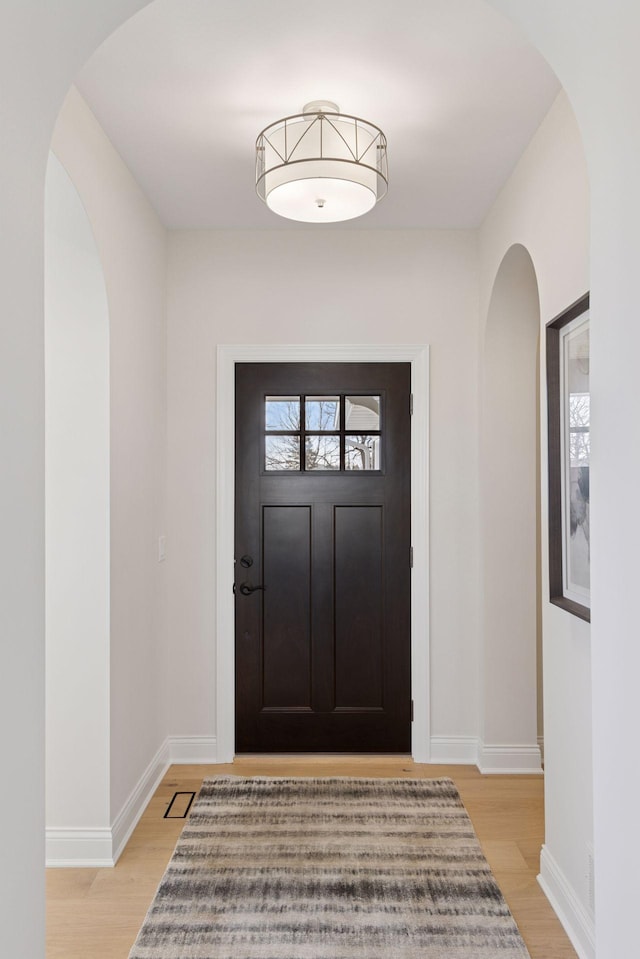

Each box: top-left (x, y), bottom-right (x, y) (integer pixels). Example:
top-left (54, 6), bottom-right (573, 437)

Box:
top-left (264, 393), bottom-right (381, 472)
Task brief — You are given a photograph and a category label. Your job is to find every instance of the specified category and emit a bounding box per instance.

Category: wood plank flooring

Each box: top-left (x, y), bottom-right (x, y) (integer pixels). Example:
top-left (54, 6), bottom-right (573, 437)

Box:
top-left (46, 757), bottom-right (578, 959)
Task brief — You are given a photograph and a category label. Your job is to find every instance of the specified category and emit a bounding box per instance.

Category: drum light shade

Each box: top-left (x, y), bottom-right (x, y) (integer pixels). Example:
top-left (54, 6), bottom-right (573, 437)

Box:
top-left (256, 101), bottom-right (388, 223)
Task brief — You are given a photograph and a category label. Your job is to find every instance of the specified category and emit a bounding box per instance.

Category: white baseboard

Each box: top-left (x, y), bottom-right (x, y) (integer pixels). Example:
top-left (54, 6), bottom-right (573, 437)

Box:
top-left (168, 735), bottom-right (218, 763)
top-left (45, 827), bottom-right (114, 867)
top-left (111, 738), bottom-right (171, 863)
top-left (46, 735), bottom-right (217, 867)
top-left (429, 736), bottom-right (543, 774)
top-left (538, 844), bottom-right (595, 959)
top-left (429, 736), bottom-right (478, 764)
top-left (477, 741), bottom-right (543, 774)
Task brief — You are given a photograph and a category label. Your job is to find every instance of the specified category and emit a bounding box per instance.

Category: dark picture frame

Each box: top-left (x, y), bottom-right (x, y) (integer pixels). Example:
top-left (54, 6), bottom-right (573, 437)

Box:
top-left (546, 293), bottom-right (590, 622)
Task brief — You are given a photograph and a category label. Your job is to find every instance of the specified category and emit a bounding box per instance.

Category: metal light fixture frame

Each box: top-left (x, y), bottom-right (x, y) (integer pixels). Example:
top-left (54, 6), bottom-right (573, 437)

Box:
top-left (256, 103), bottom-right (388, 220)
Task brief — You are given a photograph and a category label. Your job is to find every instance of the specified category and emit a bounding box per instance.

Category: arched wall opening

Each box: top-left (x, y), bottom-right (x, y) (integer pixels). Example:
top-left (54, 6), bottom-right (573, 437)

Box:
top-left (44, 153), bottom-right (110, 849)
top-left (480, 244), bottom-right (541, 770)
top-left (40, 0), bottom-right (564, 872)
top-left (44, 79), bottom-right (168, 864)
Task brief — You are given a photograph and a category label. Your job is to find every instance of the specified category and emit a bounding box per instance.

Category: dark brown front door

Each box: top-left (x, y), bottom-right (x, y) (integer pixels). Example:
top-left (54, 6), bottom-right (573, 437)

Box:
top-left (234, 362), bottom-right (411, 752)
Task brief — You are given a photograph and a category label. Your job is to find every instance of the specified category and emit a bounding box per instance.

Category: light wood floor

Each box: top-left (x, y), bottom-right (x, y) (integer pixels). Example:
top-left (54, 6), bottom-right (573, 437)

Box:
top-left (47, 757), bottom-right (578, 958)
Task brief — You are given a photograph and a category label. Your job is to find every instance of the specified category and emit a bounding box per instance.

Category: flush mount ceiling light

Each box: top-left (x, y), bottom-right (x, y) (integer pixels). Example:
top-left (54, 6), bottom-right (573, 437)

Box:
top-left (256, 101), bottom-right (388, 223)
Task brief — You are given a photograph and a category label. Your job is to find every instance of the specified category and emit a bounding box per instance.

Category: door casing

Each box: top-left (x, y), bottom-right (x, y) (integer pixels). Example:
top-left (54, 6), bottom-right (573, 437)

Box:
top-left (216, 344), bottom-right (430, 761)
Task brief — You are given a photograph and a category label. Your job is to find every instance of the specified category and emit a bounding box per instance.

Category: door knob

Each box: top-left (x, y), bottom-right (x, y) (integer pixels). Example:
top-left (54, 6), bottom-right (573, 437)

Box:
top-left (239, 582), bottom-right (266, 596)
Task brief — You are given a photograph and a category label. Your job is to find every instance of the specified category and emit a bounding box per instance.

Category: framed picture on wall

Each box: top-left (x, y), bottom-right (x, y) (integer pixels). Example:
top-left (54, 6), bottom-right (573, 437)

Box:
top-left (546, 293), bottom-right (590, 621)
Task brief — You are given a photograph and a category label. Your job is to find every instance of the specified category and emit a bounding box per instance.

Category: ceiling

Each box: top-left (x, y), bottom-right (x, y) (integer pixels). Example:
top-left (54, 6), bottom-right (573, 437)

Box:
top-left (75, 0), bottom-right (560, 230)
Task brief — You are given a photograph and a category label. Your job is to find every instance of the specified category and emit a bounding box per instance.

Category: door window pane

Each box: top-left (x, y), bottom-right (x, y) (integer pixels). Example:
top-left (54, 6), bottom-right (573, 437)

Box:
top-left (345, 396), bottom-right (380, 431)
top-left (345, 435), bottom-right (381, 470)
top-left (264, 393), bottom-right (382, 473)
top-left (265, 396), bottom-right (300, 431)
top-left (305, 396), bottom-right (340, 431)
top-left (265, 435), bottom-right (300, 471)
top-left (305, 435), bottom-right (340, 471)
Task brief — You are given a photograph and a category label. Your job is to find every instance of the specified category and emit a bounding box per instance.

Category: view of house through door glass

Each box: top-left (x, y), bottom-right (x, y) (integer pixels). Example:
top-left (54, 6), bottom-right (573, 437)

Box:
top-left (265, 394), bottom-right (382, 471)
top-left (235, 363), bottom-right (411, 752)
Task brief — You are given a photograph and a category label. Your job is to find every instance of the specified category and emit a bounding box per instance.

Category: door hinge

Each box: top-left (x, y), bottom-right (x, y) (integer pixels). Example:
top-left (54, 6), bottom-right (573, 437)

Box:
top-left (410, 393), bottom-right (414, 415)
top-left (411, 700), bottom-right (414, 722)
top-left (410, 546), bottom-right (414, 568)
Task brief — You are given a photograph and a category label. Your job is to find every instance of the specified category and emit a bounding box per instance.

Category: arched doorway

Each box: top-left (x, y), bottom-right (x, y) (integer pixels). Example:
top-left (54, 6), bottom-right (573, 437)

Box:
top-left (44, 152), bottom-right (111, 859)
top-left (480, 244), bottom-right (541, 770)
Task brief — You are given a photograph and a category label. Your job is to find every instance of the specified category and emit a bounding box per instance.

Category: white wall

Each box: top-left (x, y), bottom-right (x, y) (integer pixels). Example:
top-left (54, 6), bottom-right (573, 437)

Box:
top-left (50, 87), bottom-right (168, 826)
top-left (0, 2), bottom-right (148, 952)
top-left (166, 229), bottom-right (481, 748)
top-left (480, 91), bottom-right (593, 955)
top-left (45, 153), bottom-right (110, 832)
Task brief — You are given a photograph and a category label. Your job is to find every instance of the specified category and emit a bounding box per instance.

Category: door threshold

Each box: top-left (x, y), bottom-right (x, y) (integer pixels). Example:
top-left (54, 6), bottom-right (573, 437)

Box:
top-left (233, 753), bottom-right (414, 761)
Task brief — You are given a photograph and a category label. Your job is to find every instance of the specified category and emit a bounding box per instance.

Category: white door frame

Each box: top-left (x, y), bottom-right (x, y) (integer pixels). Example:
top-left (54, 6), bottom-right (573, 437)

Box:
top-left (215, 344), bottom-right (430, 762)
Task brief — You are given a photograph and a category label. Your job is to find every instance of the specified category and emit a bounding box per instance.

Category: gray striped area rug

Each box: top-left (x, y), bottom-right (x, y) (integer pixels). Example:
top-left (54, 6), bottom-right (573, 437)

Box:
top-left (129, 777), bottom-right (531, 959)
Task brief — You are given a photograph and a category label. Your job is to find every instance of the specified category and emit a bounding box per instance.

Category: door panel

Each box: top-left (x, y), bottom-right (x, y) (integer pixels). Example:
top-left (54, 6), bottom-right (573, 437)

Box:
top-left (262, 505), bottom-right (311, 708)
top-left (235, 362), bottom-right (411, 752)
top-left (334, 505), bottom-right (383, 709)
